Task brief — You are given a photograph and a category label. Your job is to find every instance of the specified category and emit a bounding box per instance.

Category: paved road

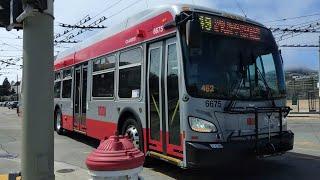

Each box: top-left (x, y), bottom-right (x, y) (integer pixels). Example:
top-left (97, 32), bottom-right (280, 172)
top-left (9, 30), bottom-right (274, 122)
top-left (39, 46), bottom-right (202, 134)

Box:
top-left (0, 107), bottom-right (320, 179)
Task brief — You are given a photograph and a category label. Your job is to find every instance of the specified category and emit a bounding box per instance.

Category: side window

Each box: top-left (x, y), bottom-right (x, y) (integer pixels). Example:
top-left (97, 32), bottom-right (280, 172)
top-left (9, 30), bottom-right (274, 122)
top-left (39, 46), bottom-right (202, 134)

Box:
top-left (119, 48), bottom-right (142, 66)
top-left (62, 79), bottom-right (72, 98)
top-left (54, 71), bottom-right (61, 98)
top-left (62, 69), bottom-right (72, 98)
top-left (93, 55), bottom-right (116, 71)
top-left (55, 72), bottom-right (61, 80)
top-left (54, 81), bottom-right (61, 98)
top-left (119, 47), bottom-right (142, 98)
top-left (92, 55), bottom-right (115, 98)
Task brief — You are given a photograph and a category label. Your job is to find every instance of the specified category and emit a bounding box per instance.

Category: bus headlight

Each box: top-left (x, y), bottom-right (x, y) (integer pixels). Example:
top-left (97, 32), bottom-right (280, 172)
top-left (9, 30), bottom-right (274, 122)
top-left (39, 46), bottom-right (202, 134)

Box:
top-left (188, 117), bottom-right (217, 133)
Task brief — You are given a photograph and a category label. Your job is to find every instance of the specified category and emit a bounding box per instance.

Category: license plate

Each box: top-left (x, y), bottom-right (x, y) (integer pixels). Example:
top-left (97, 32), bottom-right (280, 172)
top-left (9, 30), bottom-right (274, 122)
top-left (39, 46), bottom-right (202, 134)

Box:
top-left (210, 144), bottom-right (224, 149)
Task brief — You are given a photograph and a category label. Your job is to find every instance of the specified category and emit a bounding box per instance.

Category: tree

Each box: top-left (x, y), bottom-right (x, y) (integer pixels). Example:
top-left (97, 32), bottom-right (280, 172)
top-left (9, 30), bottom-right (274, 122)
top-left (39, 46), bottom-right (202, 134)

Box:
top-left (10, 88), bottom-right (16, 95)
top-left (2, 77), bottom-right (11, 96)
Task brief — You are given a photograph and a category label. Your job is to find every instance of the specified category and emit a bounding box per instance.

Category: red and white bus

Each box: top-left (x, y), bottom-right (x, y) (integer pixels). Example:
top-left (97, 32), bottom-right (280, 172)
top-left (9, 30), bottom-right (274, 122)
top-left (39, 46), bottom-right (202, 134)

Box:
top-left (54, 4), bottom-right (294, 168)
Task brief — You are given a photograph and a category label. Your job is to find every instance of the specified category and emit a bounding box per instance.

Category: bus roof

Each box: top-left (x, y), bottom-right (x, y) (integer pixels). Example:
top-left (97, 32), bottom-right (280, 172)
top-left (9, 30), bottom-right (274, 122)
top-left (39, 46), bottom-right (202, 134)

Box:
top-left (54, 3), bottom-right (266, 70)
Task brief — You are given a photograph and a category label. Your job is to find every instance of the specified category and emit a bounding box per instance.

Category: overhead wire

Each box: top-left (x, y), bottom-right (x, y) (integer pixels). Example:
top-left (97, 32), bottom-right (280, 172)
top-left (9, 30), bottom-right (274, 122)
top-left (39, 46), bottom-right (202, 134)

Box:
top-left (264, 12), bottom-right (320, 23)
top-left (235, 0), bottom-right (247, 18)
top-left (65, 0), bottom-right (142, 41)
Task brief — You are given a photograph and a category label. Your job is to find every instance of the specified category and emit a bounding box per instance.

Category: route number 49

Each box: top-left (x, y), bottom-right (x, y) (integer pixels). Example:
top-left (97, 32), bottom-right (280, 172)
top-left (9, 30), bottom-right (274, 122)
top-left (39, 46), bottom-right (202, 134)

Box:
top-left (205, 100), bottom-right (222, 108)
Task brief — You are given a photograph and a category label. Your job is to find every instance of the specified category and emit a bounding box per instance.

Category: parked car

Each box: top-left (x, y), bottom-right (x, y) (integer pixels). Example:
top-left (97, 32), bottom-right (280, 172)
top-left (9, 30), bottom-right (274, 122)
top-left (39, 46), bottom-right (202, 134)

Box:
top-left (0, 102), bottom-right (3, 107)
top-left (8, 101), bottom-right (18, 109)
top-left (3, 101), bottom-right (10, 107)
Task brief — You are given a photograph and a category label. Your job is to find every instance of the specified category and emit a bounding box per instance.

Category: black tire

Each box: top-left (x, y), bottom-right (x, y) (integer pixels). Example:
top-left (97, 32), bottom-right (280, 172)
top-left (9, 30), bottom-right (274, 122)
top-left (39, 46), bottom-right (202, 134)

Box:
top-left (54, 109), bottom-right (64, 135)
top-left (121, 117), bottom-right (144, 151)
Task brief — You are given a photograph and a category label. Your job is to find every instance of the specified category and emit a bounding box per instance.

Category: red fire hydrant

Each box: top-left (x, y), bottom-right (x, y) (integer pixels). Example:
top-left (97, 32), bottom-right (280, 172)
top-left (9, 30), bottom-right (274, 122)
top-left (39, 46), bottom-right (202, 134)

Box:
top-left (86, 134), bottom-right (145, 180)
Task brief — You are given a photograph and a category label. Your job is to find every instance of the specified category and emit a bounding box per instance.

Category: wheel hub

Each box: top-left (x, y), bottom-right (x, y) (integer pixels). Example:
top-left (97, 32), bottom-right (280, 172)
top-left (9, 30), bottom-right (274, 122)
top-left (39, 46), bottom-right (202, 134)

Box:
top-left (56, 114), bottom-right (61, 130)
top-left (126, 126), bottom-right (140, 149)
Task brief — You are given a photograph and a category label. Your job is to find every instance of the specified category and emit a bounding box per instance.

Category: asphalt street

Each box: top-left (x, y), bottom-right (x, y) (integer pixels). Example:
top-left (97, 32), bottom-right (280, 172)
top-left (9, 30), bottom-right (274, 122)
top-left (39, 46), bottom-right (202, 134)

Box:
top-left (0, 107), bottom-right (320, 179)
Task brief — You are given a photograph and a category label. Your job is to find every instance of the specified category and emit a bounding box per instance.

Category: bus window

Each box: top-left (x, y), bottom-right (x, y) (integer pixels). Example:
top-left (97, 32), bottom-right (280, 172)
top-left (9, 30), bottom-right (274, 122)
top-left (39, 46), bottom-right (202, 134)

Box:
top-left (62, 69), bottom-right (72, 98)
top-left (55, 72), bottom-right (61, 80)
top-left (92, 72), bottom-right (114, 97)
top-left (93, 55), bottom-right (116, 71)
top-left (167, 43), bottom-right (180, 146)
top-left (92, 55), bottom-right (115, 98)
top-left (119, 67), bottom-right (141, 98)
top-left (119, 48), bottom-right (142, 98)
top-left (119, 48), bottom-right (142, 66)
top-left (149, 47), bottom-right (161, 141)
top-left (62, 79), bottom-right (72, 98)
top-left (54, 81), bottom-right (61, 98)
top-left (63, 69), bottom-right (72, 78)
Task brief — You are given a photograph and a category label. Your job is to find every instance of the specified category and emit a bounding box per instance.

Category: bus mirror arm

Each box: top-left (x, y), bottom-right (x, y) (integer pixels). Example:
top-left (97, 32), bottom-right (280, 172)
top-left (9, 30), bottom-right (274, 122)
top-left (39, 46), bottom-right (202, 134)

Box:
top-left (186, 19), bottom-right (201, 48)
top-left (164, 20), bottom-right (176, 30)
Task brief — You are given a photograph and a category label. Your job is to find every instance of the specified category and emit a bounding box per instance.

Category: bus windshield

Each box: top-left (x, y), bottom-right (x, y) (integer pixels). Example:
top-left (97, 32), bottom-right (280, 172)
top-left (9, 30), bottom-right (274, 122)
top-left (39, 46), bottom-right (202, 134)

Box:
top-left (184, 28), bottom-right (286, 100)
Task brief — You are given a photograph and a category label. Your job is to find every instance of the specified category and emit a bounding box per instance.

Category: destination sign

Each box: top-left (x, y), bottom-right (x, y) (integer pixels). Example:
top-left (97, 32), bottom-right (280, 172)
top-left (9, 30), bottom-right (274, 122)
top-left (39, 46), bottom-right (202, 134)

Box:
top-left (198, 14), bottom-right (261, 41)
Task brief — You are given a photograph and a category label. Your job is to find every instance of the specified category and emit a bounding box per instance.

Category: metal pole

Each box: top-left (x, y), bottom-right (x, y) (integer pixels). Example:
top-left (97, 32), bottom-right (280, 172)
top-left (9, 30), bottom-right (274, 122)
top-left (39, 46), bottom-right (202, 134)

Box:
top-left (16, 74), bottom-right (18, 102)
top-left (318, 36), bottom-right (320, 113)
top-left (21, 0), bottom-right (54, 179)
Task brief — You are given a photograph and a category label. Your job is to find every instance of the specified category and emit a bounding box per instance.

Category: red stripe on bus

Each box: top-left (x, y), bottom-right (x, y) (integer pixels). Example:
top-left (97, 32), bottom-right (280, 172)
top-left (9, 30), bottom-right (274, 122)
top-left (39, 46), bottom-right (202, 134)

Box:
top-left (54, 54), bottom-right (75, 71)
top-left (62, 115), bottom-right (73, 131)
top-left (54, 11), bottom-right (174, 71)
top-left (86, 119), bottom-right (117, 140)
top-left (61, 116), bottom-right (181, 158)
top-left (143, 129), bottom-right (147, 153)
top-left (166, 132), bottom-right (183, 159)
top-left (148, 129), bottom-right (163, 152)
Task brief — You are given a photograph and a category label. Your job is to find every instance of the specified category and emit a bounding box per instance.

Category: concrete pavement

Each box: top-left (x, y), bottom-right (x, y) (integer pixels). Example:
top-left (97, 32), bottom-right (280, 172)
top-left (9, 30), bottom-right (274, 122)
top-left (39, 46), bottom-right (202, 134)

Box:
top-left (1, 107), bottom-right (320, 179)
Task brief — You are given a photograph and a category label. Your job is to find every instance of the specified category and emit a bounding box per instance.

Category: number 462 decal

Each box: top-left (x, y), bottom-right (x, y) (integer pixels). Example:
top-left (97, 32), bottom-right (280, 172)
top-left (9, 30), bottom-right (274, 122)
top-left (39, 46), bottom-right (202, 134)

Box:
top-left (205, 100), bottom-right (222, 108)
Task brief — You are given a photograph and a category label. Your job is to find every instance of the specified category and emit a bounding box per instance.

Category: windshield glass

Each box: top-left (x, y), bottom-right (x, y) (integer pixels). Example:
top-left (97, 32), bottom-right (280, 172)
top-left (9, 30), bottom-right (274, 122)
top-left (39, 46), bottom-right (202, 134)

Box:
top-left (183, 30), bottom-right (286, 100)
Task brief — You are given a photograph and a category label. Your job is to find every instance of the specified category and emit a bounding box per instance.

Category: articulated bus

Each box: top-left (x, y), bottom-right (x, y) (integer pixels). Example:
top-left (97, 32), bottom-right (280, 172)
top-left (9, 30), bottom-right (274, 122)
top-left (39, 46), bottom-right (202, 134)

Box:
top-left (54, 4), bottom-right (294, 168)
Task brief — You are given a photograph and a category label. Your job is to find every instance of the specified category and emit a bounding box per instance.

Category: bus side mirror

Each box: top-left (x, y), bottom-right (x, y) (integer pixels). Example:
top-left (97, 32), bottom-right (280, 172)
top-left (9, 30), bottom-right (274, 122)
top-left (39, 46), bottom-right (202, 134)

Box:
top-left (186, 19), bottom-right (201, 49)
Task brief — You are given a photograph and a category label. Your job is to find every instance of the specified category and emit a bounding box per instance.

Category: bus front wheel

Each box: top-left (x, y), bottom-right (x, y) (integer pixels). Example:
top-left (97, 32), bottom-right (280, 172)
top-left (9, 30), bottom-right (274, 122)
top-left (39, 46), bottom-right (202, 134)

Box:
top-left (55, 109), bottom-right (64, 135)
top-left (121, 118), bottom-right (143, 151)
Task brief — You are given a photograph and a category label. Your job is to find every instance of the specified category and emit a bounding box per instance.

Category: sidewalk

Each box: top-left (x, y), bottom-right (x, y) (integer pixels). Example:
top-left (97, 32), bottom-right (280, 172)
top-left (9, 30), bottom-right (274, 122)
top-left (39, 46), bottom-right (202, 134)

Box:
top-left (288, 112), bottom-right (320, 119)
top-left (0, 158), bottom-right (90, 180)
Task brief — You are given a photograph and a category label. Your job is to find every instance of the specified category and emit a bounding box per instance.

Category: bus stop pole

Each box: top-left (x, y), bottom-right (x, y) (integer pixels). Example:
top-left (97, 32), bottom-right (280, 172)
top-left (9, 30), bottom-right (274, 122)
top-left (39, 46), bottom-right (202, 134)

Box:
top-left (21, 0), bottom-right (54, 179)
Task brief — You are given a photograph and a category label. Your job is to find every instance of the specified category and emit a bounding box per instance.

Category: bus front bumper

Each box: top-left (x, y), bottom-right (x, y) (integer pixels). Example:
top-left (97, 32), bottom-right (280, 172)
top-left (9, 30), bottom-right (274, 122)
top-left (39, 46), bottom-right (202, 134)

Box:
top-left (186, 130), bottom-right (294, 168)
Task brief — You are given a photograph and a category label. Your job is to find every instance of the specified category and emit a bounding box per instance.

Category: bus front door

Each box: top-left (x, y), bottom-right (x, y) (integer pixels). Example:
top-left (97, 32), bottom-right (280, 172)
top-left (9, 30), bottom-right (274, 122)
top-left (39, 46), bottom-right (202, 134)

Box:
top-left (73, 65), bottom-right (87, 133)
top-left (147, 38), bottom-right (183, 159)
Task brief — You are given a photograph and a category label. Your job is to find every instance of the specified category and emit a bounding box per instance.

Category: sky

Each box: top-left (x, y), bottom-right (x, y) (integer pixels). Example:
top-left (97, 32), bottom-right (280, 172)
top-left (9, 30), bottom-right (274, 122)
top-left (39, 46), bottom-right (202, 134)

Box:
top-left (0, 0), bottom-right (319, 83)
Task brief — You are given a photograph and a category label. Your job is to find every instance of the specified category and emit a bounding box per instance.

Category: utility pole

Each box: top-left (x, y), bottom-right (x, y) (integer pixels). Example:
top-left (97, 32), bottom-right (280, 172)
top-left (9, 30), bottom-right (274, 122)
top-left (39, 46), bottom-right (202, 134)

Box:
top-left (21, 0), bottom-right (54, 179)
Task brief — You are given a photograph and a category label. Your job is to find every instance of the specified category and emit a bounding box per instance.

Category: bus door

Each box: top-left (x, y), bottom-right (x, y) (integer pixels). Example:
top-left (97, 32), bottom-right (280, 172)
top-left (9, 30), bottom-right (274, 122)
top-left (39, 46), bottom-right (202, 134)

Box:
top-left (73, 65), bottom-right (88, 133)
top-left (147, 37), bottom-right (183, 158)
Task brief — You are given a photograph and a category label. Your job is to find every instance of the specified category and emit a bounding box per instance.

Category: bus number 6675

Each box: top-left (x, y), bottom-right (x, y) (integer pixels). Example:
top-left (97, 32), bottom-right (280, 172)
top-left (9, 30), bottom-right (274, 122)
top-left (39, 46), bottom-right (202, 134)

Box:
top-left (205, 100), bottom-right (222, 108)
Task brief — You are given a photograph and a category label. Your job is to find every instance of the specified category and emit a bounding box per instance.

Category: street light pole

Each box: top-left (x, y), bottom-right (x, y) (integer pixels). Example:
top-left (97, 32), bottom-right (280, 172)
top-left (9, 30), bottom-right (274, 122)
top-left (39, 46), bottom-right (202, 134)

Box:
top-left (21, 0), bottom-right (54, 179)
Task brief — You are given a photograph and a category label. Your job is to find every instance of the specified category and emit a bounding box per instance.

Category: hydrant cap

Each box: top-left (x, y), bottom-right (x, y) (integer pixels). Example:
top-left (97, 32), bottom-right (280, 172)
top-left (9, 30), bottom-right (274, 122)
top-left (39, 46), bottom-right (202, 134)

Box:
top-left (85, 135), bottom-right (145, 171)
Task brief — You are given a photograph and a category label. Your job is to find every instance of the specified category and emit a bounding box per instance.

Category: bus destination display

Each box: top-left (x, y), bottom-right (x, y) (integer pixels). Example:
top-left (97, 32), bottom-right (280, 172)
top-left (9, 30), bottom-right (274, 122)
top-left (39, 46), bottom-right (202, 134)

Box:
top-left (199, 15), bottom-right (261, 41)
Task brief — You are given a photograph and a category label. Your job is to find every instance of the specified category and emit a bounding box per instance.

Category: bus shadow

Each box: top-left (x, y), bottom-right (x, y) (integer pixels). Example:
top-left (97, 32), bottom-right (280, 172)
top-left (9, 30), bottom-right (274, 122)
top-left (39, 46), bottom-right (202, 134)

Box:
top-left (144, 152), bottom-right (320, 180)
top-left (64, 131), bottom-right (100, 148)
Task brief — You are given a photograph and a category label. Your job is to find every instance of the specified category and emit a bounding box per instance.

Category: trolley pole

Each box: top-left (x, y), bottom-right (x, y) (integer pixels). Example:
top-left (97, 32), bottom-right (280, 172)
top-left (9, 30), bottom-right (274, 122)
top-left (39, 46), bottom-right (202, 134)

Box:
top-left (21, 0), bottom-right (54, 179)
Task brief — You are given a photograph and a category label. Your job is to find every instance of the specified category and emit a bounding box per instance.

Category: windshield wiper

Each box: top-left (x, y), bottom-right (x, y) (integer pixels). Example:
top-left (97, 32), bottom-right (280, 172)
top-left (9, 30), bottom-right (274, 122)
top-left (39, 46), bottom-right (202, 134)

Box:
top-left (224, 77), bottom-right (244, 111)
top-left (256, 67), bottom-right (276, 107)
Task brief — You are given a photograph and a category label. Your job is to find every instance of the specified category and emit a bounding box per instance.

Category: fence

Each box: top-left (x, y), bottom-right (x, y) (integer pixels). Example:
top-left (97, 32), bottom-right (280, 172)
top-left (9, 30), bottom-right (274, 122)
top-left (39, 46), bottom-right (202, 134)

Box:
top-left (286, 76), bottom-right (320, 113)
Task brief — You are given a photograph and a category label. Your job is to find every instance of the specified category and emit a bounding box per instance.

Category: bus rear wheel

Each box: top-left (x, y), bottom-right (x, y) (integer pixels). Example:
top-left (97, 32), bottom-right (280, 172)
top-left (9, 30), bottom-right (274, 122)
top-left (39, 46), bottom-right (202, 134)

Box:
top-left (55, 109), bottom-right (64, 135)
top-left (121, 118), bottom-right (143, 151)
